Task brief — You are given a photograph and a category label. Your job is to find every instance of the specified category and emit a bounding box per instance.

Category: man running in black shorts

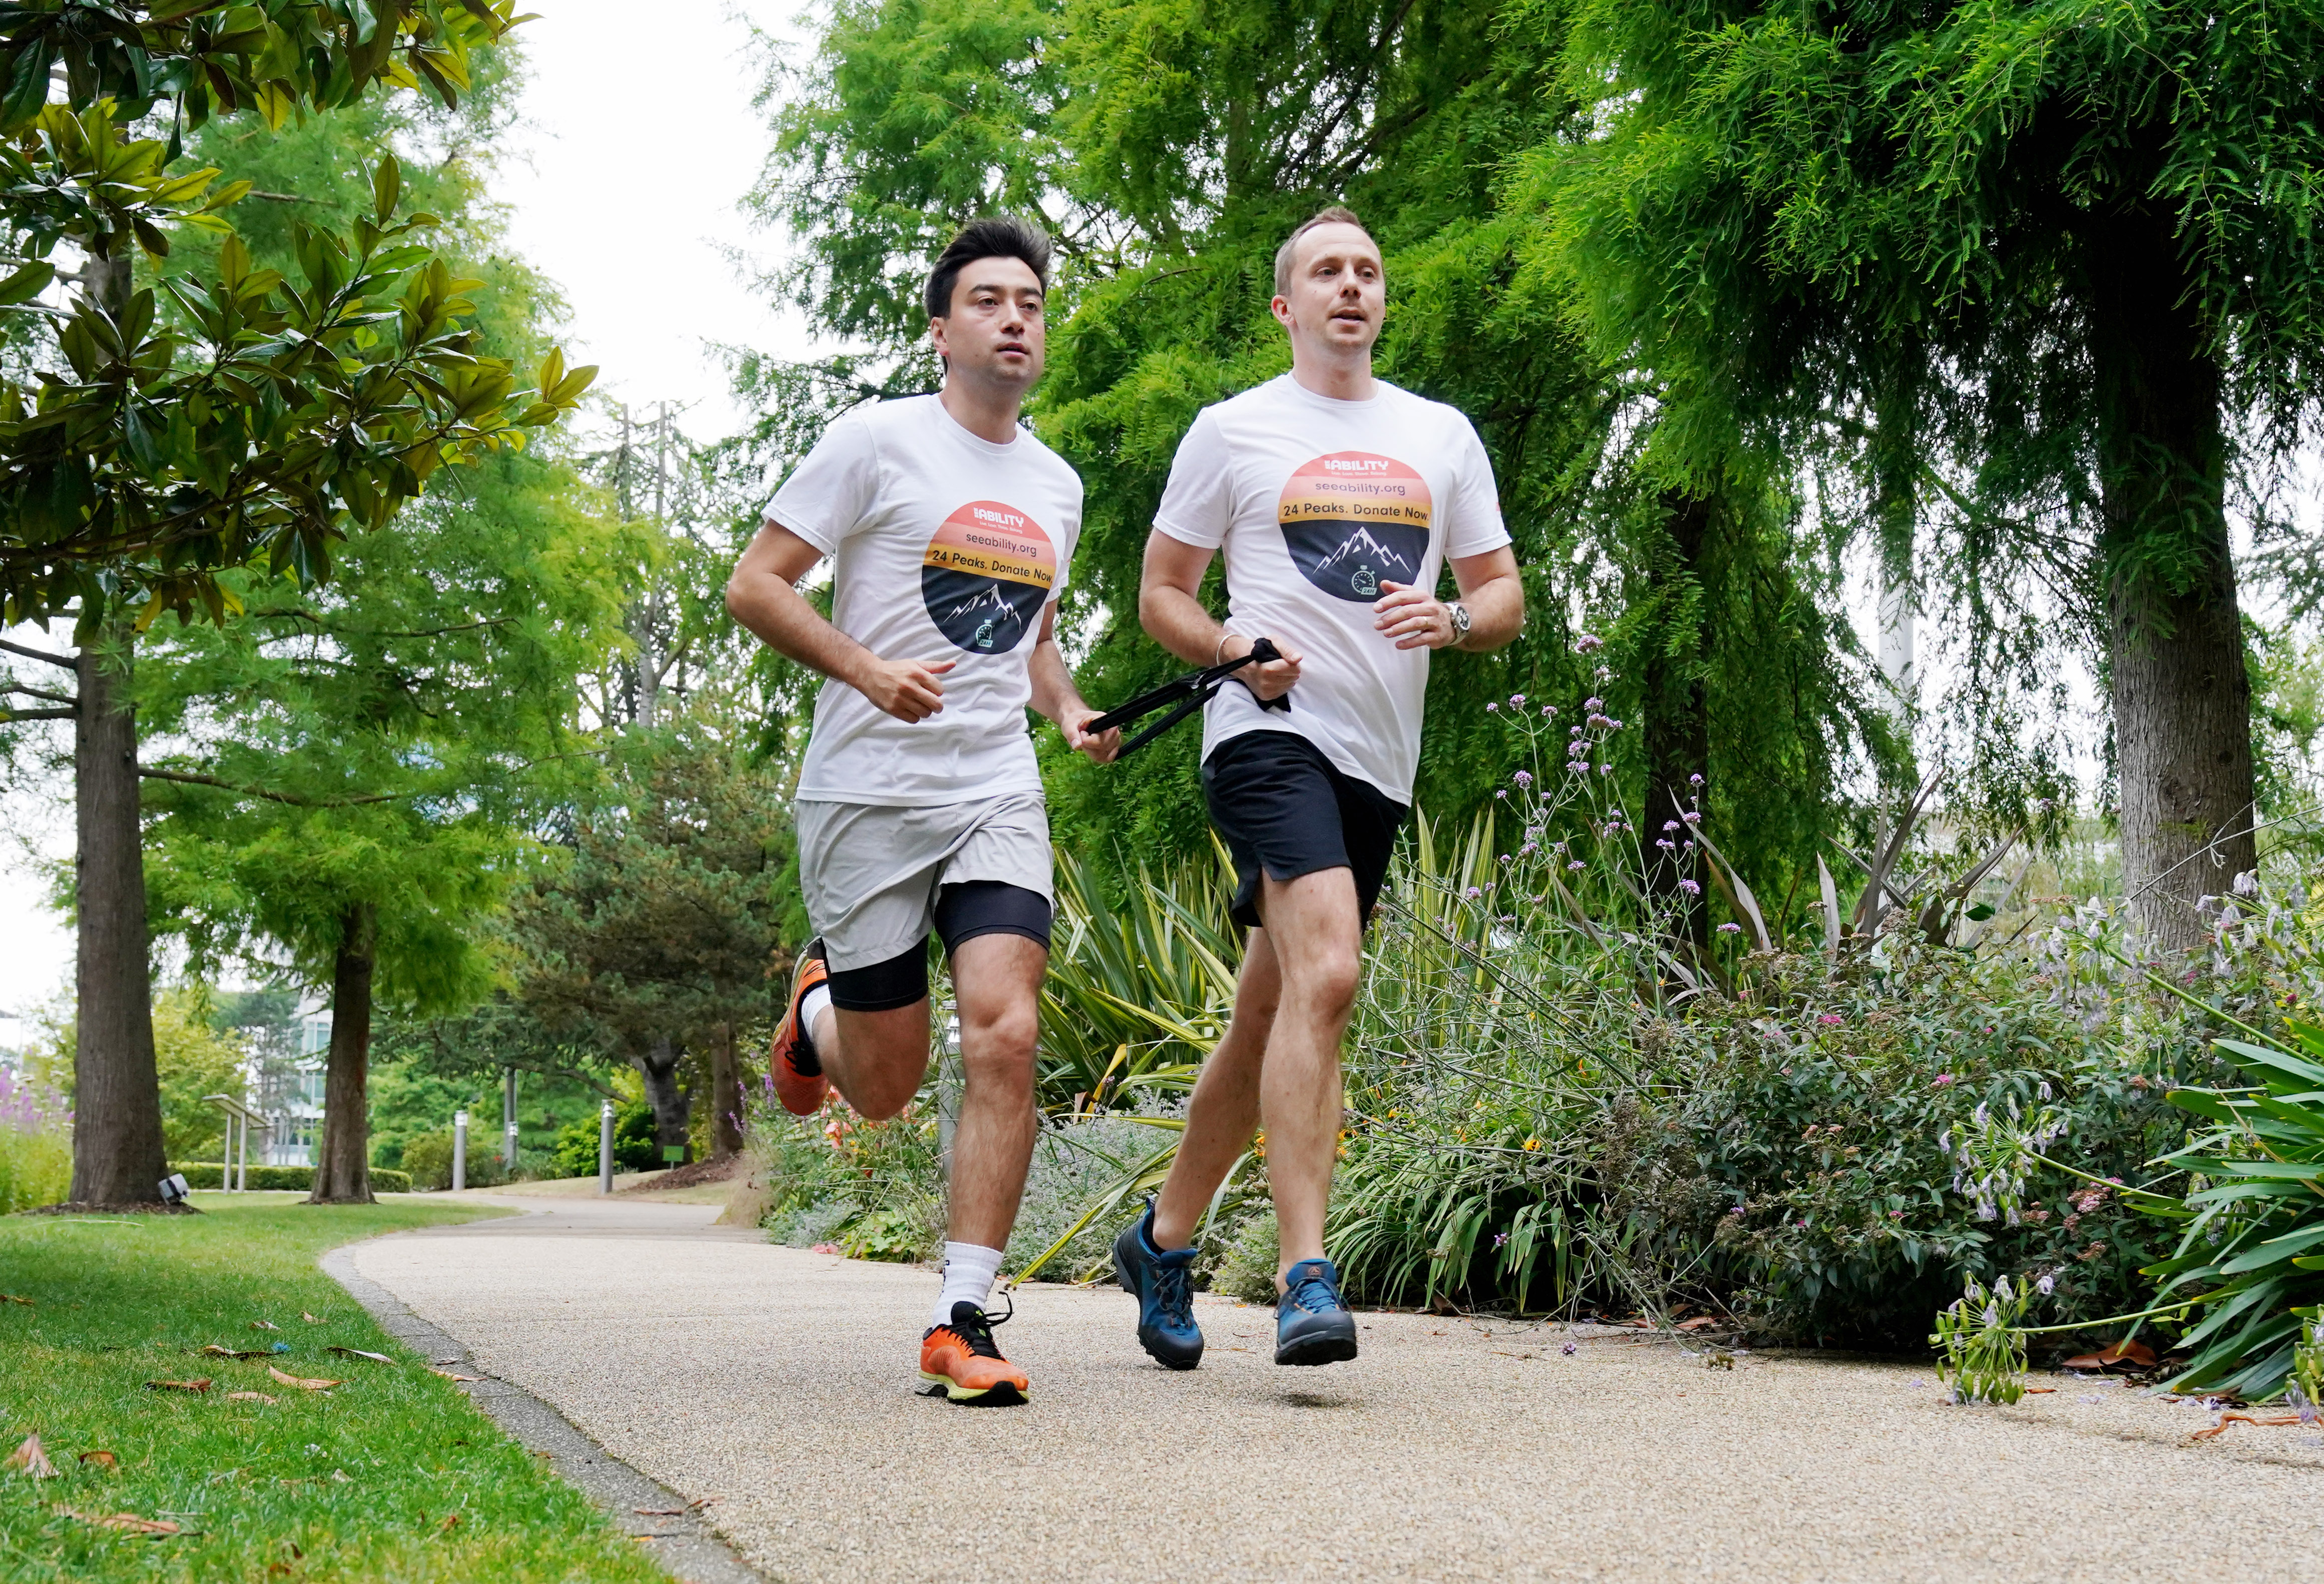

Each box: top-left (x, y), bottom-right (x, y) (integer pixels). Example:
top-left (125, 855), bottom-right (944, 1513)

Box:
top-left (1113, 206), bottom-right (1524, 1367)
top-left (726, 218), bottom-right (1119, 1404)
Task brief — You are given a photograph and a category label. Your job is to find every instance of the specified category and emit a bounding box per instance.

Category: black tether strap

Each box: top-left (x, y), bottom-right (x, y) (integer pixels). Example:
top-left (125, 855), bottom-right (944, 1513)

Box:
top-left (1087, 637), bottom-right (1291, 759)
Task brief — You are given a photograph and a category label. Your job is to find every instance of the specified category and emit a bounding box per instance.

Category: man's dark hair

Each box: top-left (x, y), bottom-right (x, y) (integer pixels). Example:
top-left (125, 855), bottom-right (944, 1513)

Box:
top-left (925, 217), bottom-right (1052, 321)
top-left (1274, 204), bottom-right (1370, 297)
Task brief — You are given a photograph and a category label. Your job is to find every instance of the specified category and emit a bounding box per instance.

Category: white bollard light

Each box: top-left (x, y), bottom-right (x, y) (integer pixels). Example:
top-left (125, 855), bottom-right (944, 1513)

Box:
top-left (599, 1099), bottom-right (615, 1195)
top-left (452, 1110), bottom-right (468, 1193)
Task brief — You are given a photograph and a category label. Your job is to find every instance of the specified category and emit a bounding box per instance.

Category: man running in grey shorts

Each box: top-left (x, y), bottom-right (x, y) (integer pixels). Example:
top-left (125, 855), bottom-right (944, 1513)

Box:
top-left (725, 217), bottom-right (1119, 1405)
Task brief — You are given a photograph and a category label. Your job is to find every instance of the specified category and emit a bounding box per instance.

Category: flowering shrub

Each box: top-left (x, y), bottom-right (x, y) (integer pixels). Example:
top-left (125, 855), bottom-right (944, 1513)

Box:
top-left (0, 1070), bottom-right (71, 1213)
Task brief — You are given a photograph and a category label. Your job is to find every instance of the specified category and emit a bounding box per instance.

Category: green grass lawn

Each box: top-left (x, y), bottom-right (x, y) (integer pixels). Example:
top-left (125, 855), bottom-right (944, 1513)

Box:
top-left (0, 1194), bottom-right (671, 1582)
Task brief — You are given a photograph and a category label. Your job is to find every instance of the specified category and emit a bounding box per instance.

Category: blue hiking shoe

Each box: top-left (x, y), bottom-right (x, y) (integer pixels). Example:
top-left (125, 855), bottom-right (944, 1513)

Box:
top-left (1275, 1257), bottom-right (1358, 1366)
top-left (1113, 1201), bottom-right (1204, 1370)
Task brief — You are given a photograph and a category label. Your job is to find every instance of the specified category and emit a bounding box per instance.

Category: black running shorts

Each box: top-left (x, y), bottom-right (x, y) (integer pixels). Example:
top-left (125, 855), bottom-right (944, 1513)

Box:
top-left (1201, 730), bottom-right (1409, 931)
top-left (824, 881), bottom-right (1053, 1012)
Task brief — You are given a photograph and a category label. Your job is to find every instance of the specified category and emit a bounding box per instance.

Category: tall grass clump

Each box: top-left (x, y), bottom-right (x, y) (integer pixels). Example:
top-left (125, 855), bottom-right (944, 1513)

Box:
top-left (0, 1069), bottom-right (71, 1212)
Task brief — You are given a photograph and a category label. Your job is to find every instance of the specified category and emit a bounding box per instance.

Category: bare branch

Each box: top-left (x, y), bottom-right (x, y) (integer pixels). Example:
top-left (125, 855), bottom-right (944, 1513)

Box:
top-left (2, 681), bottom-right (78, 705)
top-left (137, 766), bottom-right (398, 807)
top-left (1, 707), bottom-right (75, 722)
top-left (0, 637), bottom-right (76, 670)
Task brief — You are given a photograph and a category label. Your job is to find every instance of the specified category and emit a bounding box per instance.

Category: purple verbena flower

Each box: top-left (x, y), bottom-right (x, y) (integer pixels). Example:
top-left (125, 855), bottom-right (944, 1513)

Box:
top-left (1677, 879), bottom-right (1700, 897)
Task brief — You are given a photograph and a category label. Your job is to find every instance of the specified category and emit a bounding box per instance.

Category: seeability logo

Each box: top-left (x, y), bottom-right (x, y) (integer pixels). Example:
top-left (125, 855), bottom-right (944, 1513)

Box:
top-left (921, 500), bottom-right (1055, 652)
top-left (1278, 451), bottom-right (1432, 602)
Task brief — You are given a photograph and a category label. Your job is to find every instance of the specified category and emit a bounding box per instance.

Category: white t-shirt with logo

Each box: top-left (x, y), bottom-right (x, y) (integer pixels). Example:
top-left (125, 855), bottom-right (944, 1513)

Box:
top-left (767, 395), bottom-right (1082, 807)
top-left (1152, 374), bottom-right (1509, 804)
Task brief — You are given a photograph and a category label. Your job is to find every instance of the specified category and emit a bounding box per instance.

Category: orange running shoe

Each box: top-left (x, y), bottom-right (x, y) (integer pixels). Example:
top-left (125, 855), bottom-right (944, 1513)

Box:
top-left (770, 942), bottom-right (830, 1116)
top-left (919, 1301), bottom-right (1029, 1406)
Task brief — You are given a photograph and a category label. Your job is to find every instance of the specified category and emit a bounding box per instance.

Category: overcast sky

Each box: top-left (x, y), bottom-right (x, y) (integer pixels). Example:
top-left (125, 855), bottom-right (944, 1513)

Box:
top-left (0, 1), bottom-right (822, 1044)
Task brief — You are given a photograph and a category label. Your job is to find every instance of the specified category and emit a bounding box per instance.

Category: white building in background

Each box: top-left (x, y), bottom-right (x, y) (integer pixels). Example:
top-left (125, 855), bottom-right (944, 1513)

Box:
top-left (256, 1012), bottom-right (332, 1166)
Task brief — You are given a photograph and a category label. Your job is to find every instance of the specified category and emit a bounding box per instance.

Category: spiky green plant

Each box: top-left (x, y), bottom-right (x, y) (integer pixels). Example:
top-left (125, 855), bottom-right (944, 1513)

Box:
top-left (2142, 1021), bottom-right (2324, 1398)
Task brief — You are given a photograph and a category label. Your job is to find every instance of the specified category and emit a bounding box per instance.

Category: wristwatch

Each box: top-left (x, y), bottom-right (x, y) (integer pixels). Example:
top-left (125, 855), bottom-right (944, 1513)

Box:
top-left (1447, 600), bottom-right (1472, 646)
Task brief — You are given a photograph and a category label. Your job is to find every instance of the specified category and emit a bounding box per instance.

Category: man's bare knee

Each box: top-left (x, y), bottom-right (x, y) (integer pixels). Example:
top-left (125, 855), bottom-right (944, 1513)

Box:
top-left (847, 1073), bottom-right (921, 1121)
top-left (960, 1040), bottom-right (1036, 1102)
top-left (1286, 947), bottom-right (1360, 1021)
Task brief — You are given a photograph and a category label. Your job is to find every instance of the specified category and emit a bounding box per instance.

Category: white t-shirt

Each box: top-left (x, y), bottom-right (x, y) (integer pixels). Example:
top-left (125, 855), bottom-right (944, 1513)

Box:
top-left (767, 395), bottom-right (1083, 807)
top-left (1152, 374), bottom-right (1509, 803)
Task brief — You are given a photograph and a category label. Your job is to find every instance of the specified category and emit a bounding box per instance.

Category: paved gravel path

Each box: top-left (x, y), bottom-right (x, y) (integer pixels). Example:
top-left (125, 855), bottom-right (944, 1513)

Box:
top-left (351, 1195), bottom-right (2324, 1583)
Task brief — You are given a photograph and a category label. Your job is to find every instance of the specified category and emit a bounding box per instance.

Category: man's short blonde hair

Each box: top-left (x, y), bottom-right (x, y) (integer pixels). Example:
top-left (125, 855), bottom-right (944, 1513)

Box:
top-left (1273, 205), bottom-right (1372, 297)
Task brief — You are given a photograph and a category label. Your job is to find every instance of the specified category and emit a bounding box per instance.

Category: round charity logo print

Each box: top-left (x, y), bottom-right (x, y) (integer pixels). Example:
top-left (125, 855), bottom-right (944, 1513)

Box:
top-left (921, 500), bottom-right (1056, 652)
top-left (1277, 451), bottom-right (1432, 602)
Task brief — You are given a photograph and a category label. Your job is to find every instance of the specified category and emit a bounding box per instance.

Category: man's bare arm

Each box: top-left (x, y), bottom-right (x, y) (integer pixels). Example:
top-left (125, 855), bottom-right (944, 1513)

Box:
top-left (724, 518), bottom-right (953, 722)
top-left (1026, 600), bottom-right (1120, 764)
top-left (1137, 530), bottom-right (1302, 701)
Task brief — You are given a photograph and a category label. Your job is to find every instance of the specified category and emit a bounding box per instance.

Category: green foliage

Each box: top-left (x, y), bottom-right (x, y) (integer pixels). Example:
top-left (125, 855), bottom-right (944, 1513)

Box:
top-left (1932, 1273), bottom-right (2034, 1406)
top-left (749, 1092), bottom-right (945, 1264)
top-left (0, 1067), bottom-right (71, 1213)
top-left (177, 1163), bottom-right (412, 1192)
top-left (2142, 1022), bottom-right (2324, 1399)
top-left (506, 733), bottom-right (794, 1068)
top-left (0, 1), bottom-right (589, 628)
top-left (0, 1197), bottom-right (665, 1582)
top-left (0, 1), bottom-right (526, 136)
top-left (550, 1100), bottom-right (656, 1178)
top-left (152, 987), bottom-right (251, 1165)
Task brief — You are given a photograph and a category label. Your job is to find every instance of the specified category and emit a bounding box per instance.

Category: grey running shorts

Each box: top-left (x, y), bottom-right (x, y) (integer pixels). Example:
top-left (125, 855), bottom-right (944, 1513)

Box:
top-left (795, 791), bottom-right (1052, 977)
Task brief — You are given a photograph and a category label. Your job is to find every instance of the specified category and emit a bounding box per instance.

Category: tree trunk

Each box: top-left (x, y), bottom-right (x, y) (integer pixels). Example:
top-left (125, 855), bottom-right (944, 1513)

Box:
top-left (2087, 205), bottom-right (2253, 953)
top-left (634, 1036), bottom-right (690, 1165)
top-left (709, 1021), bottom-right (744, 1159)
top-left (308, 905), bottom-right (377, 1204)
top-left (67, 618), bottom-right (168, 1207)
top-left (1642, 489), bottom-right (1710, 948)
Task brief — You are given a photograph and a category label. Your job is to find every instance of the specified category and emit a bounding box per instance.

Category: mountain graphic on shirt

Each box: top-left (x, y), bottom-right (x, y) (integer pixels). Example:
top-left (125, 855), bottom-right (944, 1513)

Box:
top-left (1312, 526), bottom-right (1419, 585)
top-left (1276, 451), bottom-right (1434, 603)
top-left (941, 582), bottom-right (1030, 645)
top-left (920, 498), bottom-right (1055, 652)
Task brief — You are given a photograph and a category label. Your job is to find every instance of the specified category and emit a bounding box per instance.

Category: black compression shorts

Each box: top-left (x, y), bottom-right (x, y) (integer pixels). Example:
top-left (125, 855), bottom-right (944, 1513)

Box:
top-left (823, 881), bottom-right (1053, 1012)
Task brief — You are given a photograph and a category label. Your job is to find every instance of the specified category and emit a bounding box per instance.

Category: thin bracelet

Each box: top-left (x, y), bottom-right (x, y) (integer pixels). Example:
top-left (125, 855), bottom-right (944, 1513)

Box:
top-left (1215, 630), bottom-right (1236, 664)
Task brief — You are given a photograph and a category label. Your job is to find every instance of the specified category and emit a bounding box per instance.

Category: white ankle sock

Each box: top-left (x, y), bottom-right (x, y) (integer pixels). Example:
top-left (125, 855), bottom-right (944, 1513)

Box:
top-left (932, 1242), bottom-right (1004, 1329)
top-left (799, 983), bottom-right (833, 1054)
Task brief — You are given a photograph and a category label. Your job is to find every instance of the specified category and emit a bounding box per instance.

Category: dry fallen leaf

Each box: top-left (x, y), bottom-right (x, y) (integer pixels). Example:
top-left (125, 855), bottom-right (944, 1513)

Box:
top-left (2189, 1412), bottom-right (2302, 1441)
top-left (56, 1506), bottom-right (180, 1535)
top-left (0, 1293), bottom-right (32, 1306)
top-left (438, 1513), bottom-right (462, 1534)
top-left (2024, 1387), bottom-right (2057, 1394)
top-left (329, 1470), bottom-right (351, 1484)
top-left (1675, 1316), bottom-right (1721, 1332)
top-left (250, 1320), bottom-right (281, 1333)
top-left (144, 1379), bottom-right (212, 1394)
top-left (77, 1450), bottom-right (117, 1470)
top-left (635, 1507), bottom-right (686, 1517)
top-left (301, 1312), bottom-right (324, 1325)
top-left (2061, 1337), bottom-right (2160, 1370)
top-left (200, 1345), bottom-right (269, 1360)
top-left (225, 1392), bottom-right (277, 1405)
top-left (428, 1370), bottom-right (481, 1382)
top-left (326, 1347), bottom-right (394, 1364)
top-left (267, 1366), bottom-right (341, 1392)
top-left (6, 1434), bottom-right (56, 1478)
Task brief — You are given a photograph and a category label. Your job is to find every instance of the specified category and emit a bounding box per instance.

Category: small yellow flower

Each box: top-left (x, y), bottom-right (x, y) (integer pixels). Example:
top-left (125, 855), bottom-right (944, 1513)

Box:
top-left (1524, 1137), bottom-right (1542, 1151)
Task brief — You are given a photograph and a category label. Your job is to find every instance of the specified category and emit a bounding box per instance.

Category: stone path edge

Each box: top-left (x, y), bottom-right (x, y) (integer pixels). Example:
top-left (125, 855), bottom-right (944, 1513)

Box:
top-left (320, 1236), bottom-right (768, 1584)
